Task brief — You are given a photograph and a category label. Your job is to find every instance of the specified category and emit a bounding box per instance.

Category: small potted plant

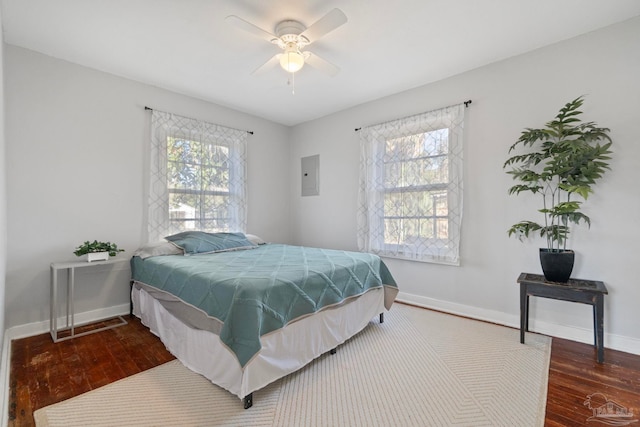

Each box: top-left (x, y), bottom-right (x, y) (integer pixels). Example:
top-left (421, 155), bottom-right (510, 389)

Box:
top-left (503, 96), bottom-right (612, 282)
top-left (73, 240), bottom-right (125, 262)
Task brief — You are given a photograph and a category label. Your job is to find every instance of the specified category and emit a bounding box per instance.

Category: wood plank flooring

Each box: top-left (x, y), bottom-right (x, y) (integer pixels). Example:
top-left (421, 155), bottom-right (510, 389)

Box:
top-left (9, 318), bottom-right (175, 427)
top-left (8, 313), bottom-right (640, 427)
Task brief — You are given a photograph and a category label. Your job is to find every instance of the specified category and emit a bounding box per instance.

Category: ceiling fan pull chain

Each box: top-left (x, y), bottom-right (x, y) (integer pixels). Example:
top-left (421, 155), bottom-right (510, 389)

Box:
top-left (287, 72), bottom-right (296, 95)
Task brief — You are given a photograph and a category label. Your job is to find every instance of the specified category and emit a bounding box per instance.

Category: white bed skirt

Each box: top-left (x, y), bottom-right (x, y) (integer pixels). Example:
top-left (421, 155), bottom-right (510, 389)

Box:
top-left (132, 286), bottom-right (386, 400)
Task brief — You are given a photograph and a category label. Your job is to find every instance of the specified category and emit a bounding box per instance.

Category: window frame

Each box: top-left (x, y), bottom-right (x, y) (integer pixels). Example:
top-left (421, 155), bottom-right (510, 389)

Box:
top-left (148, 111), bottom-right (248, 242)
top-left (358, 104), bottom-right (465, 265)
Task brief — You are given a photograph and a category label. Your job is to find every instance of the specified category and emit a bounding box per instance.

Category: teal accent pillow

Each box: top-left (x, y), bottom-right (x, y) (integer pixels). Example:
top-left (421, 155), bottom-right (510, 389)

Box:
top-left (165, 231), bottom-right (257, 255)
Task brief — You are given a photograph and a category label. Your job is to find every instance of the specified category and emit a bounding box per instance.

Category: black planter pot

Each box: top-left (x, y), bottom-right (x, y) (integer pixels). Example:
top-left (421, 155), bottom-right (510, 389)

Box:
top-left (539, 249), bottom-right (575, 282)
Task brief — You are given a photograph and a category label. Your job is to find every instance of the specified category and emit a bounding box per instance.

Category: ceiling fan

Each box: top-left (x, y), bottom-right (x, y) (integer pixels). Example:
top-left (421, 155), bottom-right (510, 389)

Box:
top-left (225, 8), bottom-right (347, 78)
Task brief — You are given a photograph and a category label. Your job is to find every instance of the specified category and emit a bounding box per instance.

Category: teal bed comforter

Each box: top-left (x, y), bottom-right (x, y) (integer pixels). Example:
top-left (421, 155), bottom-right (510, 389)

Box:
top-left (131, 244), bottom-right (398, 367)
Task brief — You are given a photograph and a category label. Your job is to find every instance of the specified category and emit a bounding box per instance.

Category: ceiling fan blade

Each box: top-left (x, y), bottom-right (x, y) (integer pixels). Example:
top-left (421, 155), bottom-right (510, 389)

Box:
top-left (300, 8), bottom-right (347, 44)
top-left (303, 52), bottom-right (340, 77)
top-left (225, 15), bottom-right (277, 43)
top-left (251, 54), bottom-right (281, 75)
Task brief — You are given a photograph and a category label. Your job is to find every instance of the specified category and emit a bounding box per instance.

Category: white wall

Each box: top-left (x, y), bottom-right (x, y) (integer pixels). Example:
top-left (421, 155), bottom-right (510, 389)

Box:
top-left (289, 17), bottom-right (640, 353)
top-left (4, 45), bottom-right (292, 329)
top-left (0, 3), bottom-right (7, 362)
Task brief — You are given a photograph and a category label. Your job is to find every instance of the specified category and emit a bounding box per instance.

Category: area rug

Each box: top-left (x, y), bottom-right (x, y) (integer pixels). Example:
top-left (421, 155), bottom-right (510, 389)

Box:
top-left (34, 304), bottom-right (551, 427)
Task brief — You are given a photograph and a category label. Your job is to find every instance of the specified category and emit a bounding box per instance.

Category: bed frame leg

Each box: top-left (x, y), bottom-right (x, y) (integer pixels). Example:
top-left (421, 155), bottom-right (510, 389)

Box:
top-left (380, 312), bottom-right (384, 323)
top-left (244, 393), bottom-right (253, 409)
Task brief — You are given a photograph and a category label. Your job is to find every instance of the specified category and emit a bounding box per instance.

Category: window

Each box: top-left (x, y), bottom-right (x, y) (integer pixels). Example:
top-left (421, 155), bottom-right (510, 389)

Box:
top-left (357, 103), bottom-right (465, 265)
top-left (148, 110), bottom-right (248, 242)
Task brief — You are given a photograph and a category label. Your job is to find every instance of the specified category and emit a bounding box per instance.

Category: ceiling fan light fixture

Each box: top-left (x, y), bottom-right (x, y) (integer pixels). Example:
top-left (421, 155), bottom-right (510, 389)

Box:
top-left (227, 9), bottom-right (347, 78)
top-left (279, 45), bottom-right (305, 73)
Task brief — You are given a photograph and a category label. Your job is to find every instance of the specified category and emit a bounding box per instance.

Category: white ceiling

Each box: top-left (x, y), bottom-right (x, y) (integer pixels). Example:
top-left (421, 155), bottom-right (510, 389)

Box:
top-left (2, 1), bottom-right (640, 126)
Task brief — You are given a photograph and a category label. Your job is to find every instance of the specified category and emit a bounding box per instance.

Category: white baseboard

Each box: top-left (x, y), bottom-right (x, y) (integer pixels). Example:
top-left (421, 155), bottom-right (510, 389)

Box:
top-left (7, 303), bottom-right (130, 341)
top-left (397, 291), bottom-right (640, 356)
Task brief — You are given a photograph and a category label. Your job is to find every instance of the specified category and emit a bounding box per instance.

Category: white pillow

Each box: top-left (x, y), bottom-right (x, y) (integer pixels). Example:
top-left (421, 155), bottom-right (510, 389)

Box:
top-left (134, 241), bottom-right (184, 259)
top-left (245, 234), bottom-right (267, 245)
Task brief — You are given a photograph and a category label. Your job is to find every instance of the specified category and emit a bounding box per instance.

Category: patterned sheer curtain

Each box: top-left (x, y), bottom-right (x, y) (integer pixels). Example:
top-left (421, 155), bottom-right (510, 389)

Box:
top-left (357, 103), bottom-right (465, 265)
top-left (148, 110), bottom-right (248, 242)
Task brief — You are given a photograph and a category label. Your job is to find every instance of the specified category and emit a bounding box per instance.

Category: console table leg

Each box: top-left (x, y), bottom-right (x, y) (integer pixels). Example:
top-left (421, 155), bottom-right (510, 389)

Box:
top-left (593, 305), bottom-right (597, 346)
top-left (130, 281), bottom-right (134, 317)
top-left (520, 284), bottom-right (527, 344)
top-left (51, 267), bottom-right (58, 341)
top-left (69, 267), bottom-right (75, 337)
top-left (525, 295), bottom-right (530, 332)
top-left (595, 296), bottom-right (605, 364)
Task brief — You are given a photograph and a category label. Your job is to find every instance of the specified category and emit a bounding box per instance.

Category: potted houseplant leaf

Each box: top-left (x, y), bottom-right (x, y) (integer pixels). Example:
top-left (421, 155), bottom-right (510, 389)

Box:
top-left (503, 96), bottom-right (612, 282)
top-left (73, 240), bottom-right (125, 262)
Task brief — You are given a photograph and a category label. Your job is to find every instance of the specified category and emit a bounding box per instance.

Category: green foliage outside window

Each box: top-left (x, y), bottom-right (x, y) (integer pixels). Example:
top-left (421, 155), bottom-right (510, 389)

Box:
top-left (167, 137), bottom-right (232, 232)
top-left (383, 128), bottom-right (450, 245)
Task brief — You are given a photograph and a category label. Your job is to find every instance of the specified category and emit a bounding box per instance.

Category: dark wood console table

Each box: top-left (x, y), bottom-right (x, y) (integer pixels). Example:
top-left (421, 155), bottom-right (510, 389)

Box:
top-left (517, 272), bottom-right (608, 363)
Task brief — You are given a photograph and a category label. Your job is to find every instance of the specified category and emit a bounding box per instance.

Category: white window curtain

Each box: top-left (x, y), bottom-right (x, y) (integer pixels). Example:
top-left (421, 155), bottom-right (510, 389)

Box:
top-left (357, 103), bottom-right (465, 265)
top-left (148, 110), bottom-right (248, 242)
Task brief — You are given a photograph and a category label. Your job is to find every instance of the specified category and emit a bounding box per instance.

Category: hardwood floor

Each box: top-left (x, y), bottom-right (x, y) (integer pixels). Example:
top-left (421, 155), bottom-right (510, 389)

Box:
top-left (545, 338), bottom-right (640, 426)
top-left (8, 314), bottom-right (640, 427)
top-left (8, 318), bottom-right (175, 427)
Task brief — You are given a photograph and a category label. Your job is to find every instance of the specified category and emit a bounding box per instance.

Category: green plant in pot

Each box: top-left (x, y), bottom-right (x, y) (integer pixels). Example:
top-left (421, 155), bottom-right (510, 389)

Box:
top-left (503, 96), bottom-right (612, 282)
top-left (74, 240), bottom-right (124, 262)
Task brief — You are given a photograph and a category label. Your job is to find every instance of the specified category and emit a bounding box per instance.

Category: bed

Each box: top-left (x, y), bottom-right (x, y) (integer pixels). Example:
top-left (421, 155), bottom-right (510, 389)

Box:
top-left (129, 231), bottom-right (399, 408)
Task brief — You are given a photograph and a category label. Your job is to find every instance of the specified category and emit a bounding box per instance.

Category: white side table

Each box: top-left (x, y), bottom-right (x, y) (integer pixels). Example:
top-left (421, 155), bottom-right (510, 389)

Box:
top-left (50, 257), bottom-right (129, 342)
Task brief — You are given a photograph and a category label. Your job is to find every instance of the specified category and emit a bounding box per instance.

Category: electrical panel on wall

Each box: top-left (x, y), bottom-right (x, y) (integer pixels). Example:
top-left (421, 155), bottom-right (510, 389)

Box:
top-left (301, 155), bottom-right (320, 196)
